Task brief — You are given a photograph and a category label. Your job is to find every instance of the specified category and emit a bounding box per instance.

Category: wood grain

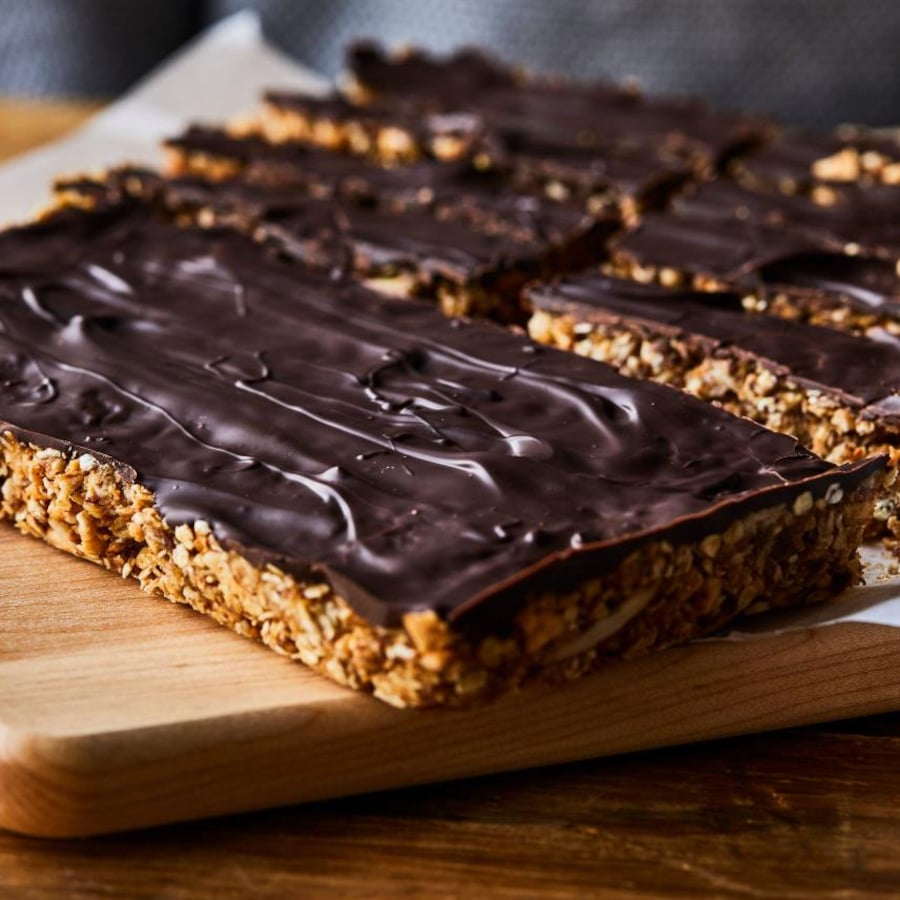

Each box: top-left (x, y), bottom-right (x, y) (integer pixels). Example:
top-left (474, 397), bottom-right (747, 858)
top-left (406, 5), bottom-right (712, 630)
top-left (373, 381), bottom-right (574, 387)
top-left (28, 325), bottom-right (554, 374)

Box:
top-left (4, 520), bottom-right (900, 838)
top-left (0, 98), bottom-right (99, 163)
top-left (3, 720), bottom-right (900, 899)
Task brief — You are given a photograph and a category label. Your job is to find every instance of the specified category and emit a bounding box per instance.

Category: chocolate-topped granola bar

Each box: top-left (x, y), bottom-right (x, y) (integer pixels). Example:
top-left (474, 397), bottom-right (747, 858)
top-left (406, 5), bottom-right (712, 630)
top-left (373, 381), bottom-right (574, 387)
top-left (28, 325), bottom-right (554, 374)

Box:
top-left (730, 128), bottom-right (900, 194)
top-left (526, 273), bottom-right (900, 535)
top-left (0, 195), bottom-right (883, 706)
top-left (258, 91), bottom-right (692, 220)
top-left (57, 166), bottom-right (615, 323)
top-left (608, 204), bottom-right (900, 335)
top-left (340, 42), bottom-right (770, 170)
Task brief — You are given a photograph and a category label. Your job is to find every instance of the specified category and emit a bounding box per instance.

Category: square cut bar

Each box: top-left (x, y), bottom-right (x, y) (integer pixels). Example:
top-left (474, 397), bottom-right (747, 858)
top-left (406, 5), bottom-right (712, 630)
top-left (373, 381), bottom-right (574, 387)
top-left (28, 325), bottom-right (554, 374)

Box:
top-left (61, 167), bottom-right (616, 323)
top-left (0, 197), bottom-right (884, 707)
top-left (526, 273), bottom-right (900, 538)
top-left (608, 206), bottom-right (900, 336)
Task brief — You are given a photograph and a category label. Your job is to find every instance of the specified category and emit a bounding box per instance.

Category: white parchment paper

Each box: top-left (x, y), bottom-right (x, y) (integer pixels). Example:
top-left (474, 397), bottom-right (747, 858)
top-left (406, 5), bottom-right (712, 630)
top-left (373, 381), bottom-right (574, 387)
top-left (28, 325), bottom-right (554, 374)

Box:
top-left (1, 12), bottom-right (897, 637)
top-left (0, 12), bottom-right (327, 225)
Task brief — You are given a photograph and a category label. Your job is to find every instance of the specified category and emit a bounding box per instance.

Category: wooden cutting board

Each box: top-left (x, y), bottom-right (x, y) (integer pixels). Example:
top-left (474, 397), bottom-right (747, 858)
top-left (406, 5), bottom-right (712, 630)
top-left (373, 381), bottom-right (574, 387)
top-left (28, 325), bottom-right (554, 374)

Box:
top-left (4, 524), bottom-right (900, 838)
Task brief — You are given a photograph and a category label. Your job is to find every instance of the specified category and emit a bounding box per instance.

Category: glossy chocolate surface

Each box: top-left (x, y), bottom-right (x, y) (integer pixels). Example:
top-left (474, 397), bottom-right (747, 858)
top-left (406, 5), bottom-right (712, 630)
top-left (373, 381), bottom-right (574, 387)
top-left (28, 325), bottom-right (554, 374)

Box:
top-left (75, 166), bottom-right (607, 286)
top-left (262, 89), bottom-right (692, 203)
top-left (614, 210), bottom-right (900, 312)
top-left (529, 273), bottom-right (900, 419)
top-left (0, 200), bottom-right (878, 628)
top-left (674, 179), bottom-right (900, 260)
top-left (344, 42), bottom-right (770, 164)
top-left (733, 130), bottom-right (900, 191)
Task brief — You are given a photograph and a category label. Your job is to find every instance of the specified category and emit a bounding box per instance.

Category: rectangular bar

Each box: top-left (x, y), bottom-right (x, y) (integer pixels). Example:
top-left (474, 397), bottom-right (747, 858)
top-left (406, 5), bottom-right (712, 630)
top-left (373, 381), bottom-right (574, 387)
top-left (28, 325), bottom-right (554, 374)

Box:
top-left (729, 128), bottom-right (900, 194)
top-left (258, 93), bottom-right (692, 220)
top-left (60, 167), bottom-right (616, 323)
top-left (162, 125), bottom-right (498, 203)
top-left (0, 197), bottom-right (884, 707)
top-left (526, 272), bottom-right (900, 538)
top-left (608, 204), bottom-right (900, 335)
top-left (340, 41), bottom-right (771, 171)
top-left (161, 125), bottom-right (638, 228)
top-left (673, 178), bottom-right (900, 262)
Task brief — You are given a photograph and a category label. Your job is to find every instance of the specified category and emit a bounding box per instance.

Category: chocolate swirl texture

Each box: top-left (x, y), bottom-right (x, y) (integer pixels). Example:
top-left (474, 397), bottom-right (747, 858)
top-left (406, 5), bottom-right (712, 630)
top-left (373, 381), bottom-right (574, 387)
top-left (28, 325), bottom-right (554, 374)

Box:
top-left (0, 201), bottom-right (882, 629)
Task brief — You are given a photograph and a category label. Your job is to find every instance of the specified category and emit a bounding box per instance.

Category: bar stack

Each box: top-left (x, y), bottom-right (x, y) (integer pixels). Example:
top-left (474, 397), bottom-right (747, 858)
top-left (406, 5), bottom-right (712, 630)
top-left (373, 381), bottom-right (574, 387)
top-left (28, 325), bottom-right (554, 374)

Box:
top-left (2, 43), bottom-right (898, 706)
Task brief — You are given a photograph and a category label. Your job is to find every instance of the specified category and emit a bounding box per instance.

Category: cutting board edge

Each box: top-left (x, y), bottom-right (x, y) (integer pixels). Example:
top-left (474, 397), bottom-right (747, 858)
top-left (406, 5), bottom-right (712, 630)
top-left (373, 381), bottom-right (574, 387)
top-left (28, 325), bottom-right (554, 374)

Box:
top-left (5, 622), bottom-right (900, 838)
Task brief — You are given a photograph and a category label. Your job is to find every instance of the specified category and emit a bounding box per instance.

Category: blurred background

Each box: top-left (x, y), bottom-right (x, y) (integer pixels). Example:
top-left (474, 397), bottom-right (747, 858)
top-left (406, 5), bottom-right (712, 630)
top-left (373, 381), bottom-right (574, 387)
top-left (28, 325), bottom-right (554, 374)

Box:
top-left (0, 0), bottom-right (898, 128)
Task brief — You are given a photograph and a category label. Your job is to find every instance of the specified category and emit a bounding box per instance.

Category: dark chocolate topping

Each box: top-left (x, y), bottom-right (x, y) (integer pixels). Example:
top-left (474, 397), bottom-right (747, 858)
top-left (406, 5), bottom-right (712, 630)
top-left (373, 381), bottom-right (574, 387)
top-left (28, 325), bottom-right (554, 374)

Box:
top-left (615, 210), bottom-right (900, 312)
top-left (259, 198), bottom-right (544, 283)
top-left (755, 252), bottom-right (900, 311)
top-left (528, 273), bottom-right (900, 418)
top-left (343, 42), bottom-right (770, 164)
top-left (615, 211), bottom-right (824, 277)
top-left (347, 41), bottom-right (522, 103)
top-left (734, 129), bottom-right (900, 190)
top-left (674, 179), bottom-right (900, 260)
top-left (162, 129), bottom-right (609, 241)
top-left (0, 201), bottom-right (879, 629)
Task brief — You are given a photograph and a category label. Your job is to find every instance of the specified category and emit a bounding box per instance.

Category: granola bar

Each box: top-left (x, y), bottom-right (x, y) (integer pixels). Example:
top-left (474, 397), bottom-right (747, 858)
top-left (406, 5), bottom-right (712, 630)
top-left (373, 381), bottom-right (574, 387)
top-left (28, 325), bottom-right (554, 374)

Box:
top-left (258, 91), bottom-right (691, 220)
top-left (61, 167), bottom-right (615, 323)
top-left (730, 128), bottom-right (900, 193)
top-left (0, 196), bottom-right (883, 707)
top-left (340, 41), bottom-right (772, 170)
top-left (608, 202), bottom-right (900, 335)
top-left (526, 272), bottom-right (900, 535)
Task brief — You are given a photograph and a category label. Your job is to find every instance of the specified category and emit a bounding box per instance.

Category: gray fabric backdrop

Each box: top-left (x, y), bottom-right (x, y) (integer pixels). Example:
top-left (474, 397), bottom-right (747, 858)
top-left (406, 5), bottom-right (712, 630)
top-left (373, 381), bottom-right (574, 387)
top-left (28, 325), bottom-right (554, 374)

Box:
top-left (0, 0), bottom-right (898, 128)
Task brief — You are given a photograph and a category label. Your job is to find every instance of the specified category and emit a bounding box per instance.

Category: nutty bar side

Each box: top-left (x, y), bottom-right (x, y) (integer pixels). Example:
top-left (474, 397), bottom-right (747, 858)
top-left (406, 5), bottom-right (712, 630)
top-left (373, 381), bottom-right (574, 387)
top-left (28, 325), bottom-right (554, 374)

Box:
top-left (731, 129), bottom-right (900, 194)
top-left (261, 92), bottom-right (485, 164)
top-left (527, 276), bottom-right (900, 537)
top-left (55, 168), bottom-right (615, 324)
top-left (0, 430), bottom-right (881, 708)
top-left (608, 211), bottom-right (900, 336)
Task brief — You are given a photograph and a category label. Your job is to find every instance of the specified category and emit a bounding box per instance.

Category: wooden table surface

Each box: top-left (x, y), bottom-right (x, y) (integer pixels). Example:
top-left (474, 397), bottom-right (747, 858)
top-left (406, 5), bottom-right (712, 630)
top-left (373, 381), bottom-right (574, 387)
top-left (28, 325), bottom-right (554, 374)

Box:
top-left (2, 98), bottom-right (900, 900)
